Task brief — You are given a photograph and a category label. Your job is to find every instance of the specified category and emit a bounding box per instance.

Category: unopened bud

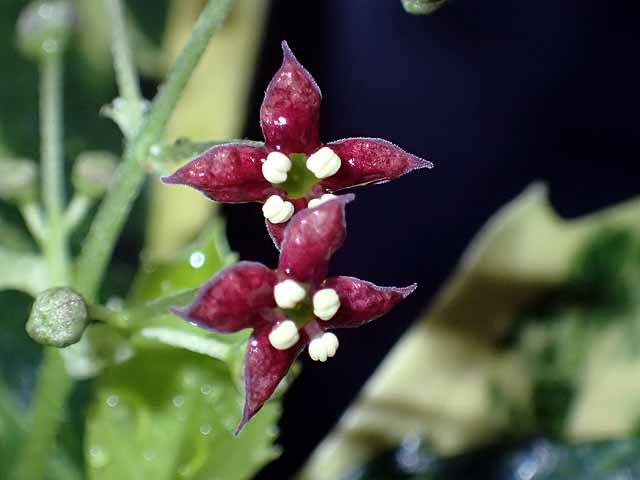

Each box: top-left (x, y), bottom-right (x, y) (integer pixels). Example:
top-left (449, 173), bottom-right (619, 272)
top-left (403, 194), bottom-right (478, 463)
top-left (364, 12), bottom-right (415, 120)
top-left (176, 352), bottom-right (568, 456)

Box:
top-left (401, 0), bottom-right (448, 15)
top-left (0, 158), bottom-right (38, 203)
top-left (17, 1), bottom-right (75, 61)
top-left (26, 287), bottom-right (88, 347)
top-left (72, 150), bottom-right (118, 198)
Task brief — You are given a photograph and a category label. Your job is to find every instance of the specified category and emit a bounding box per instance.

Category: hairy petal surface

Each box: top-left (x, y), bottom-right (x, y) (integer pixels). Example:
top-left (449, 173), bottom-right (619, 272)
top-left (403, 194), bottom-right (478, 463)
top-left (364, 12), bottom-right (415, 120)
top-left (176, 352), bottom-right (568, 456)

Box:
top-left (321, 137), bottom-right (433, 191)
top-left (173, 262), bottom-right (277, 332)
top-left (260, 41), bottom-right (322, 154)
top-left (162, 143), bottom-right (276, 202)
top-left (321, 276), bottom-right (416, 329)
top-left (238, 322), bottom-right (308, 433)
top-left (278, 195), bottom-right (353, 284)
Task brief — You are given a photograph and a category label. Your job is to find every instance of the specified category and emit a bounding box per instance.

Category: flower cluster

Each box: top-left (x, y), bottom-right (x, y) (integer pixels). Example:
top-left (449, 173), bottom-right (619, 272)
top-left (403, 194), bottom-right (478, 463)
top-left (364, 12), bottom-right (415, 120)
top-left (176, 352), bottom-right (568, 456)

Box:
top-left (165, 42), bottom-right (431, 432)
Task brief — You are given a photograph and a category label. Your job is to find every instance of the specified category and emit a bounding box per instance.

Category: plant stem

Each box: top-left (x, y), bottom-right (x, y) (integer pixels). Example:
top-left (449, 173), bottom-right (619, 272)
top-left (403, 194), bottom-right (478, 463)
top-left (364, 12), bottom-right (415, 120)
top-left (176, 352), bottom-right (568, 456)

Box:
top-left (19, 202), bottom-right (46, 246)
top-left (14, 54), bottom-right (75, 480)
top-left (13, 350), bottom-right (73, 480)
top-left (105, 0), bottom-right (144, 136)
top-left (40, 54), bottom-right (71, 286)
top-left (75, 0), bottom-right (235, 301)
top-left (63, 194), bottom-right (92, 232)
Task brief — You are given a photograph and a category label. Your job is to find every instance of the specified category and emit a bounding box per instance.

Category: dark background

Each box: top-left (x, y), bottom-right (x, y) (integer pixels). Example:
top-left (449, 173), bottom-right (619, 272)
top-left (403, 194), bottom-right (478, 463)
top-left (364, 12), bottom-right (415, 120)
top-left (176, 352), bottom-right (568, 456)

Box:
top-left (221, 1), bottom-right (640, 478)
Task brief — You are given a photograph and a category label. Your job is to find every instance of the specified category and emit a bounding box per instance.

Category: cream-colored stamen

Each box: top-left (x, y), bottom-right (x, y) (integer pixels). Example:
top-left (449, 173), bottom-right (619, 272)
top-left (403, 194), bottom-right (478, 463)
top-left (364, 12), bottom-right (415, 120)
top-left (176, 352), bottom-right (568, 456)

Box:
top-left (262, 151), bottom-right (291, 184)
top-left (307, 193), bottom-right (337, 209)
top-left (306, 147), bottom-right (341, 179)
top-left (273, 279), bottom-right (306, 309)
top-left (268, 320), bottom-right (299, 350)
top-left (262, 195), bottom-right (294, 223)
top-left (313, 288), bottom-right (341, 320)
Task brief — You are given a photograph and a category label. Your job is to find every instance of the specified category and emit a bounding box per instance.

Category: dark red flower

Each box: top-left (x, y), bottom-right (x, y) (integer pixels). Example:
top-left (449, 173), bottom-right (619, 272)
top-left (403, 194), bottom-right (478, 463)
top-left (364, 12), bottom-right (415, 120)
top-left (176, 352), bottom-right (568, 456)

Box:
top-left (163, 41), bottom-right (432, 248)
top-left (173, 195), bottom-right (415, 432)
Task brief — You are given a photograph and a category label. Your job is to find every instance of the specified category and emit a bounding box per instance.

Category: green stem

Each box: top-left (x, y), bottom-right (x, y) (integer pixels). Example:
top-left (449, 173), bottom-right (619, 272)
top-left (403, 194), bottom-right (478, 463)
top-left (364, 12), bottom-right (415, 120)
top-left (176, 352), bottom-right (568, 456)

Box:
top-left (75, 0), bottom-right (235, 301)
top-left (14, 54), bottom-right (74, 480)
top-left (63, 194), bottom-right (92, 232)
top-left (40, 54), bottom-right (71, 286)
top-left (105, 0), bottom-right (144, 136)
top-left (13, 349), bottom-right (73, 480)
top-left (19, 202), bottom-right (46, 246)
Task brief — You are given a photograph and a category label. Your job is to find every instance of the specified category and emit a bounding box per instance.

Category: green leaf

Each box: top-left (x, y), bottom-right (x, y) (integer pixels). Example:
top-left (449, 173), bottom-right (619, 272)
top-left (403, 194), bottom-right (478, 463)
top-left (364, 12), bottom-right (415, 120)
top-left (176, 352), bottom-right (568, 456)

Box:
top-left (86, 346), bottom-right (281, 480)
top-left (128, 220), bottom-right (236, 305)
top-left (0, 246), bottom-right (48, 295)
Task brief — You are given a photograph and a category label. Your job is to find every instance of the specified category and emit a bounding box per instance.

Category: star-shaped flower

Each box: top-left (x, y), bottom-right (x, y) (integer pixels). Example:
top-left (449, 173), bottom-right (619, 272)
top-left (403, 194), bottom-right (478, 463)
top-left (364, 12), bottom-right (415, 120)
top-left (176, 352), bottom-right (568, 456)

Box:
top-left (173, 195), bottom-right (415, 432)
top-left (163, 41), bottom-right (432, 248)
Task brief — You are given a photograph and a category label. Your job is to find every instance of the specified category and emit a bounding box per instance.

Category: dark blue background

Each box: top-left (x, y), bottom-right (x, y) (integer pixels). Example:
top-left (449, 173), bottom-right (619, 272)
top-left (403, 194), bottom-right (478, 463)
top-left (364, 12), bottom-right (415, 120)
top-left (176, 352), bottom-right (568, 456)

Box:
top-left (222, 1), bottom-right (640, 477)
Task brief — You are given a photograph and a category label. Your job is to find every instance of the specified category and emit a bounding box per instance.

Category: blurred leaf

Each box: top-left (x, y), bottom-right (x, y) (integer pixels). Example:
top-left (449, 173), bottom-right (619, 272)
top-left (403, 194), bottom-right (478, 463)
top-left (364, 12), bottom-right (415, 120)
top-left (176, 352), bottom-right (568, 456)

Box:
top-left (401, 0), bottom-right (448, 15)
top-left (128, 220), bottom-right (236, 305)
top-left (0, 247), bottom-right (49, 296)
top-left (345, 436), bottom-right (640, 480)
top-left (301, 185), bottom-right (640, 480)
top-left (86, 346), bottom-right (281, 480)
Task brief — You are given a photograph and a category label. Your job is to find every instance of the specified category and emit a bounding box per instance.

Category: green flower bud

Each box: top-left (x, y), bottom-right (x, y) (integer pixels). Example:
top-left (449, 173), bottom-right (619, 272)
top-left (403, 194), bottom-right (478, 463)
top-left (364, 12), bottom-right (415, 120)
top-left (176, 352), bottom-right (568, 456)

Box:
top-left (16, 1), bottom-right (75, 61)
top-left (27, 287), bottom-right (89, 347)
top-left (401, 0), bottom-right (448, 15)
top-left (72, 150), bottom-right (118, 198)
top-left (0, 158), bottom-right (38, 203)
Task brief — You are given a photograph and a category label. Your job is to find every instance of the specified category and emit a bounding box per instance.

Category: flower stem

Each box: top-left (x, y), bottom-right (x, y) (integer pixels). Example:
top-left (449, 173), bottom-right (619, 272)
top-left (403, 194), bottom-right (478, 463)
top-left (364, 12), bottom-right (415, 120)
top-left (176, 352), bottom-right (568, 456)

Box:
top-left (105, 0), bottom-right (144, 136)
top-left (75, 0), bottom-right (235, 301)
top-left (19, 202), bottom-right (46, 246)
top-left (13, 350), bottom-right (73, 480)
top-left (63, 194), bottom-right (92, 232)
top-left (13, 52), bottom-right (74, 480)
top-left (40, 54), bottom-right (71, 286)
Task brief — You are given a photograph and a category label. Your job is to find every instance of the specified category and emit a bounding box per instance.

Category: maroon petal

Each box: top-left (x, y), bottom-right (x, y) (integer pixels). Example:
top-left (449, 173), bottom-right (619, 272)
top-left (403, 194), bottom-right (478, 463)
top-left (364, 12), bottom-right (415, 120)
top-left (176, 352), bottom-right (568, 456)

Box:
top-left (260, 41), bottom-right (322, 154)
top-left (237, 323), bottom-right (308, 433)
top-left (162, 143), bottom-right (278, 202)
top-left (320, 137), bottom-right (433, 191)
top-left (278, 194), bottom-right (353, 284)
top-left (172, 262), bottom-right (277, 332)
top-left (320, 276), bottom-right (416, 329)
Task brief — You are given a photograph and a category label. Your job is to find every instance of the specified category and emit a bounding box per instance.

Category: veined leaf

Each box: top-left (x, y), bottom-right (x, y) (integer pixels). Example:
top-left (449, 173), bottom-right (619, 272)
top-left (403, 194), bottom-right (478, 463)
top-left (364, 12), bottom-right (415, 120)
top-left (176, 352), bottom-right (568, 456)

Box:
top-left (86, 346), bottom-right (281, 480)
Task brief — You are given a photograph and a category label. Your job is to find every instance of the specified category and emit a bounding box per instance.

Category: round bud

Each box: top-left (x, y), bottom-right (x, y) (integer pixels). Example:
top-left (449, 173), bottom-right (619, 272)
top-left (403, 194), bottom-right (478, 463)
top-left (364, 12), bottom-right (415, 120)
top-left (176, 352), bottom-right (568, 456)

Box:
top-left (26, 287), bottom-right (88, 347)
top-left (72, 150), bottom-right (118, 198)
top-left (401, 0), bottom-right (448, 15)
top-left (0, 158), bottom-right (38, 203)
top-left (17, 1), bottom-right (75, 61)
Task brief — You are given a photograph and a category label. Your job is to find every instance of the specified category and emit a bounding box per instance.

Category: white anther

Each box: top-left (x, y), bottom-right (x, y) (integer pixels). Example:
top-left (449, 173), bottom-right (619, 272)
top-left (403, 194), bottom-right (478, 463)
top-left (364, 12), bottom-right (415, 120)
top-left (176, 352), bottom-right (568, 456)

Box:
top-left (313, 288), bottom-right (341, 320)
top-left (262, 195), bottom-right (294, 223)
top-left (308, 332), bottom-right (339, 362)
top-left (262, 151), bottom-right (291, 184)
top-left (307, 193), bottom-right (338, 209)
top-left (273, 279), bottom-right (306, 309)
top-left (306, 147), bottom-right (341, 179)
top-left (268, 320), bottom-right (300, 350)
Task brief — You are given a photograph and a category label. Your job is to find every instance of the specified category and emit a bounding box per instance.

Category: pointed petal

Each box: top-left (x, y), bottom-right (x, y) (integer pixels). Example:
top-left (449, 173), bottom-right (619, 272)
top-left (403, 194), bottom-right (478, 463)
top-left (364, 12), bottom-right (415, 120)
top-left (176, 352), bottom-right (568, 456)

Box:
top-left (172, 262), bottom-right (277, 332)
top-left (321, 276), bottom-right (416, 329)
top-left (162, 143), bottom-right (277, 202)
top-left (236, 323), bottom-right (307, 433)
top-left (320, 137), bottom-right (433, 191)
top-left (278, 194), bottom-right (353, 284)
top-left (260, 41), bottom-right (322, 154)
